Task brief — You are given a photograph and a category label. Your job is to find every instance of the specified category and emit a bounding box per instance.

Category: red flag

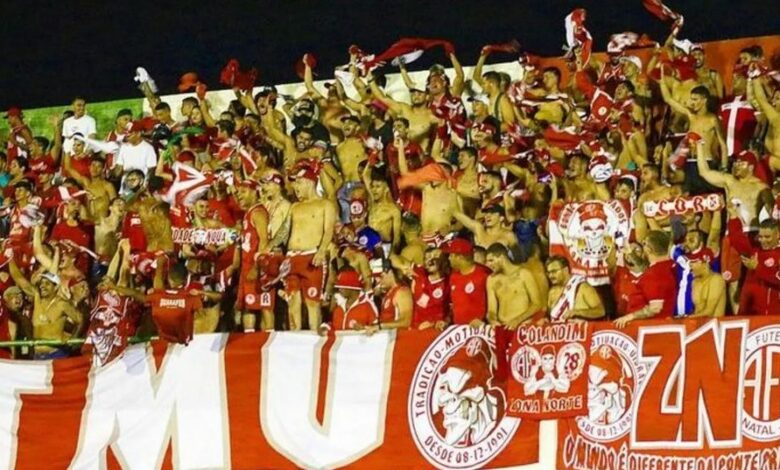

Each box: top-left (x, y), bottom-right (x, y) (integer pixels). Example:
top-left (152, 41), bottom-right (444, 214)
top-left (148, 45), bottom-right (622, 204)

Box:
top-left (164, 162), bottom-right (216, 207)
top-left (543, 125), bottom-right (593, 151)
top-left (481, 40), bottom-right (521, 56)
top-left (220, 59), bottom-right (258, 92)
top-left (82, 289), bottom-right (143, 367)
top-left (397, 162), bottom-right (450, 190)
top-left (364, 38), bottom-right (455, 71)
top-left (642, 0), bottom-right (684, 34)
top-left (564, 9), bottom-right (593, 65)
top-left (607, 32), bottom-right (657, 54)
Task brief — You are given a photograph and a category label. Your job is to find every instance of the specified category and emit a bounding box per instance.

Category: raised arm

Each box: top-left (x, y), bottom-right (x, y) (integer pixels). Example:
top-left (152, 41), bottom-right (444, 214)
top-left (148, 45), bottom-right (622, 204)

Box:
top-left (449, 53), bottom-right (465, 97)
top-left (695, 140), bottom-right (730, 188)
top-left (32, 225), bottom-right (57, 273)
top-left (198, 99), bottom-right (218, 128)
top-left (750, 78), bottom-right (780, 123)
top-left (472, 50), bottom-right (489, 91)
top-left (659, 67), bottom-right (690, 117)
top-left (398, 62), bottom-right (417, 90)
top-left (303, 58), bottom-right (326, 102)
top-left (368, 78), bottom-right (407, 115)
top-left (8, 259), bottom-right (35, 298)
top-left (452, 211), bottom-right (483, 235)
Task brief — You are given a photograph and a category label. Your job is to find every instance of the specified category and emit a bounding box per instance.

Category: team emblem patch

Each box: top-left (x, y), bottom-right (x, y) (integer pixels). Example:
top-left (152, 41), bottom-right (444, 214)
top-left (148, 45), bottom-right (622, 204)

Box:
top-left (408, 326), bottom-right (520, 469)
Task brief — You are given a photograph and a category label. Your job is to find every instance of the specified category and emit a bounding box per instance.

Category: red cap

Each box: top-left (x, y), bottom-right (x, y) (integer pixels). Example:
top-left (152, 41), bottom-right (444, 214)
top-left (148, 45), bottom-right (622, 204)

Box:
top-left (4, 106), bottom-right (23, 119)
top-left (442, 238), bottom-right (473, 255)
top-left (176, 150), bottom-right (196, 163)
top-left (334, 270), bottom-right (363, 290)
top-left (540, 344), bottom-right (555, 357)
top-left (289, 165), bottom-right (318, 183)
top-left (734, 150), bottom-right (758, 168)
top-left (688, 247), bottom-right (714, 264)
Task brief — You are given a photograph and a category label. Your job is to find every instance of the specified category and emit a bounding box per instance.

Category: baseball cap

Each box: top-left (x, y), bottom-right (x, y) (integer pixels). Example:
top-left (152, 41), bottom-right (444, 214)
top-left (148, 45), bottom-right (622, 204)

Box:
top-left (734, 150), bottom-right (758, 167)
top-left (334, 270), bottom-right (363, 290)
top-left (442, 238), bottom-right (474, 255)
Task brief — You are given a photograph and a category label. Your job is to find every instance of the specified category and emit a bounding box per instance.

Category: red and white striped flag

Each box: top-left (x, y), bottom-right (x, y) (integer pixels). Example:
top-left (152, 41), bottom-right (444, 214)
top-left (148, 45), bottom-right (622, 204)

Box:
top-left (564, 9), bottom-right (592, 65)
top-left (164, 162), bottom-right (215, 207)
top-left (642, 0), bottom-right (684, 34)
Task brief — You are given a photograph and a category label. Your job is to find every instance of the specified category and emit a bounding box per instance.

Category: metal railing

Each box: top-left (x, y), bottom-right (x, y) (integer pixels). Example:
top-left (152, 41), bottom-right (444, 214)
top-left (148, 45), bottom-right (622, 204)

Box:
top-left (0, 336), bottom-right (159, 348)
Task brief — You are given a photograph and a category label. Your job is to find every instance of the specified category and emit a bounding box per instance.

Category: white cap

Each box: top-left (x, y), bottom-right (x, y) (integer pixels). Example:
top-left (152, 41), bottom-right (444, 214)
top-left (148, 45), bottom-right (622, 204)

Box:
top-left (620, 55), bottom-right (643, 71)
top-left (468, 93), bottom-right (490, 106)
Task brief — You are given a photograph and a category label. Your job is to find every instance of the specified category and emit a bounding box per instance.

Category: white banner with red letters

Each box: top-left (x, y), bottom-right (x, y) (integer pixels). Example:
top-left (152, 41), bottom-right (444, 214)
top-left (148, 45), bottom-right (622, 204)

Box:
top-left (642, 193), bottom-right (725, 218)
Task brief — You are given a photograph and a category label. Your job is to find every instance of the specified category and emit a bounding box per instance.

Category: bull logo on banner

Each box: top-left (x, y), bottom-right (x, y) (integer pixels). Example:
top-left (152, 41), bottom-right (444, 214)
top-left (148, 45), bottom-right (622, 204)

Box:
top-left (549, 200), bottom-right (629, 285)
top-left (408, 326), bottom-right (520, 469)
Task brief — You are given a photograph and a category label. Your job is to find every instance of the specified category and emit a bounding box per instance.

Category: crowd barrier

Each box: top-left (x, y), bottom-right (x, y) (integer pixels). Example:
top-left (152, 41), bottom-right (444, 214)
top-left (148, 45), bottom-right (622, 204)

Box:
top-left (1, 316), bottom-right (779, 469)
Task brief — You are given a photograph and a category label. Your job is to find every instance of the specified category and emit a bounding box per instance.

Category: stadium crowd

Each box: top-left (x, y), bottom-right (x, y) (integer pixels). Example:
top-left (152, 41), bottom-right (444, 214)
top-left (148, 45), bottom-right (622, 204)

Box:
top-left (0, 7), bottom-right (778, 363)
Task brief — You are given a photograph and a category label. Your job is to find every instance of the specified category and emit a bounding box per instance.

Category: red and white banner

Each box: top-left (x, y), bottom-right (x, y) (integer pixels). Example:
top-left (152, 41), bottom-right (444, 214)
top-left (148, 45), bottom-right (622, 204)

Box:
top-left (0, 327), bottom-right (541, 470)
top-left (558, 317), bottom-right (780, 470)
top-left (642, 193), bottom-right (725, 218)
top-left (3, 318), bottom-right (780, 469)
top-left (508, 323), bottom-right (591, 420)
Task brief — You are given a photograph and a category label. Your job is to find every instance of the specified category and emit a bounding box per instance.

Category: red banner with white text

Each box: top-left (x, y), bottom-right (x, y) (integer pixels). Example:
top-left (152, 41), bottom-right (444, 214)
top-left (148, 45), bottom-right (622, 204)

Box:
top-left (557, 317), bottom-right (780, 470)
top-left (0, 327), bottom-right (541, 470)
top-left (507, 322), bottom-right (592, 420)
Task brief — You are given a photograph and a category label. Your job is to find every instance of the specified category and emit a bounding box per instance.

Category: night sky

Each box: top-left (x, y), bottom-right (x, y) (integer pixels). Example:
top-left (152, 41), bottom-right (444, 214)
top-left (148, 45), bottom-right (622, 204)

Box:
top-left (2, 0), bottom-right (778, 109)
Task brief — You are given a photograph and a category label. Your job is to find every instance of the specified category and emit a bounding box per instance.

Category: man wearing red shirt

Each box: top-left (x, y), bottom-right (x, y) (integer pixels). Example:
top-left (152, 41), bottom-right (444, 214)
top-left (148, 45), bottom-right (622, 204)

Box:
top-left (615, 231), bottom-right (677, 327)
top-left (147, 260), bottom-right (203, 345)
top-left (374, 263), bottom-right (413, 330)
top-left (407, 246), bottom-right (449, 330)
top-left (444, 238), bottom-right (491, 327)
top-left (726, 214), bottom-right (780, 316)
top-left (320, 270), bottom-right (378, 333)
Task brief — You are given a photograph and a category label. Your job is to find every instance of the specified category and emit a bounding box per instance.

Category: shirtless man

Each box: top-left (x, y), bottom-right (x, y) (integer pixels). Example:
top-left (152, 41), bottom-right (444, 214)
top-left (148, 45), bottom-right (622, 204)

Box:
top-left (453, 205), bottom-right (518, 250)
top-left (336, 115), bottom-right (368, 183)
top-left (64, 155), bottom-right (116, 220)
top-left (259, 171), bottom-right (292, 252)
top-left (363, 166), bottom-right (402, 253)
top-left (691, 45), bottom-right (725, 100)
top-left (261, 114), bottom-right (317, 170)
top-left (285, 166), bottom-right (337, 330)
top-left (8, 260), bottom-right (82, 360)
top-left (94, 198), bottom-right (126, 274)
top-left (453, 147), bottom-right (480, 216)
top-left (399, 214), bottom-right (426, 267)
top-left (689, 257), bottom-right (726, 317)
top-left (471, 64), bottom-right (517, 131)
top-left (660, 67), bottom-right (728, 167)
top-left (749, 77), bottom-right (780, 171)
top-left (485, 243), bottom-right (543, 328)
top-left (562, 155), bottom-right (610, 202)
top-left (546, 256), bottom-right (604, 322)
top-left (397, 140), bottom-right (460, 244)
top-left (369, 77), bottom-right (438, 150)
top-left (634, 163), bottom-right (676, 240)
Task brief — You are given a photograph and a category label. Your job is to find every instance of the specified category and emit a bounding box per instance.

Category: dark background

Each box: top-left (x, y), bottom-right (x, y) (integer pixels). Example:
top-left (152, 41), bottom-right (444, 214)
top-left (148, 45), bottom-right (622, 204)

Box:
top-left (1, 0), bottom-right (778, 109)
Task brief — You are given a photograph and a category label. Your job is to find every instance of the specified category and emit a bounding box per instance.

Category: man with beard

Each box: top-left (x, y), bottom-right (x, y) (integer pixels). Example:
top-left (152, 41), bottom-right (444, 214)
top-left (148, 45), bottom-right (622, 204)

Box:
top-left (614, 230), bottom-right (676, 328)
top-left (634, 164), bottom-right (676, 241)
top-left (546, 256), bottom-right (605, 322)
top-left (485, 243), bottom-right (543, 328)
top-left (726, 206), bottom-right (780, 316)
top-left (369, 78), bottom-right (438, 150)
top-left (562, 154), bottom-right (610, 202)
top-left (8, 260), bottom-right (83, 359)
top-left (691, 45), bottom-right (724, 100)
top-left (262, 112), bottom-right (319, 169)
top-left (284, 163), bottom-right (337, 330)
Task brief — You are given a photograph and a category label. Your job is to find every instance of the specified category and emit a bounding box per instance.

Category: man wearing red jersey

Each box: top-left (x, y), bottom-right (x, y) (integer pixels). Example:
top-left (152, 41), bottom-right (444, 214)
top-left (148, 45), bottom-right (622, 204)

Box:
top-left (444, 238), bottom-right (491, 327)
top-left (4, 107), bottom-right (33, 160)
top-left (234, 180), bottom-right (272, 332)
top-left (373, 263), bottom-right (413, 330)
top-left (320, 270), bottom-right (377, 333)
top-left (147, 260), bottom-right (203, 345)
top-left (614, 231), bottom-right (677, 327)
top-left (392, 245), bottom-right (449, 330)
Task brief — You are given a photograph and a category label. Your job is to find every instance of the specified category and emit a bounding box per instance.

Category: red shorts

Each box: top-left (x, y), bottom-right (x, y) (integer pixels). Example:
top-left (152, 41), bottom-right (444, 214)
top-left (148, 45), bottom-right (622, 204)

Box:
top-left (236, 253), bottom-right (283, 312)
top-left (283, 252), bottom-right (326, 302)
